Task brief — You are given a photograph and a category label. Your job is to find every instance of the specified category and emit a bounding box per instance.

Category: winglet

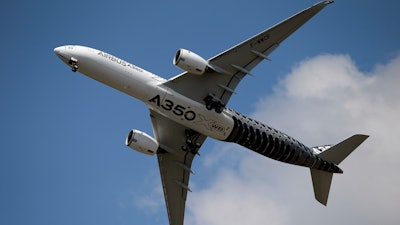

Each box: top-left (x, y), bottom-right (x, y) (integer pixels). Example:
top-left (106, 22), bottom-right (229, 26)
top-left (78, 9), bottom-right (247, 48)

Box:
top-left (319, 0), bottom-right (334, 6)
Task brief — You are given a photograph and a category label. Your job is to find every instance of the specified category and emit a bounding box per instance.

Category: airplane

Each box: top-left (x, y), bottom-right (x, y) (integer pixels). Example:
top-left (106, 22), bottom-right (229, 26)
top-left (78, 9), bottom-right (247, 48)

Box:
top-left (54, 1), bottom-right (368, 224)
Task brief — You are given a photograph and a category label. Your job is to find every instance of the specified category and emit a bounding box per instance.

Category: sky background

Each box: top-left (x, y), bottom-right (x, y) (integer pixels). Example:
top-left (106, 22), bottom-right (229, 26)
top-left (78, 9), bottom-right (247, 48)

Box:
top-left (1, 0), bottom-right (400, 225)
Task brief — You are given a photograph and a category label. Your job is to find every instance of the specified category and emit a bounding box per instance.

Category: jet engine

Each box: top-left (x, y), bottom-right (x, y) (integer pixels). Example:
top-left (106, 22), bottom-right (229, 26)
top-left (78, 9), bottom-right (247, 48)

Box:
top-left (173, 49), bottom-right (210, 75)
top-left (125, 129), bottom-right (159, 155)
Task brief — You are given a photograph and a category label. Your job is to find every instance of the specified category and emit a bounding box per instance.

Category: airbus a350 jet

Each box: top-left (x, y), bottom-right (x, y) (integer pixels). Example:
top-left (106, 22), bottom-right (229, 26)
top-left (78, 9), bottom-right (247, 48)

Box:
top-left (55, 1), bottom-right (368, 224)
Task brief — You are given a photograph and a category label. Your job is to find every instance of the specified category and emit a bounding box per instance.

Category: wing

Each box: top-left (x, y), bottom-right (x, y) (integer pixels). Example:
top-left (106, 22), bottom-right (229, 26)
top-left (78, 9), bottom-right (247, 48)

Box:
top-left (164, 1), bottom-right (333, 105)
top-left (149, 110), bottom-right (207, 225)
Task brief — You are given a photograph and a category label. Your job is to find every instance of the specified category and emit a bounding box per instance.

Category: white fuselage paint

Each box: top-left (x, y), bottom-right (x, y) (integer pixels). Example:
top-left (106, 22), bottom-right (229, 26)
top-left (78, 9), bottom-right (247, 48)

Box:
top-left (54, 45), bottom-right (233, 140)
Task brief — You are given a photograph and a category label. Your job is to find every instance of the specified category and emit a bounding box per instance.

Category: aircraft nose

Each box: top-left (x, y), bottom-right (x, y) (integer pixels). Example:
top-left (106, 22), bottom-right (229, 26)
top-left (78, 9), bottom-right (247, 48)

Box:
top-left (54, 45), bottom-right (80, 72)
top-left (54, 46), bottom-right (65, 57)
top-left (54, 47), bottom-right (60, 54)
top-left (54, 46), bottom-right (70, 64)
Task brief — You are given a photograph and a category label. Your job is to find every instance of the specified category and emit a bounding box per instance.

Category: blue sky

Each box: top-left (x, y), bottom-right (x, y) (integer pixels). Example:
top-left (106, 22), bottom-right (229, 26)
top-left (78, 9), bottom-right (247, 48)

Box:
top-left (1, 1), bottom-right (400, 225)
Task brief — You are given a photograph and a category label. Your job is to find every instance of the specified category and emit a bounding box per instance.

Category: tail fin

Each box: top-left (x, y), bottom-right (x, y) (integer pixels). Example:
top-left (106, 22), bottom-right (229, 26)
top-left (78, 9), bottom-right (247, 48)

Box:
top-left (310, 169), bottom-right (333, 205)
top-left (310, 134), bottom-right (369, 205)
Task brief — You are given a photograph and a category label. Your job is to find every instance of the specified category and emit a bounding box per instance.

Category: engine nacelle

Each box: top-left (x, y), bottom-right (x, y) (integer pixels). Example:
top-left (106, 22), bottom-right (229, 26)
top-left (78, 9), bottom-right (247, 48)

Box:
top-left (125, 129), bottom-right (158, 155)
top-left (173, 49), bottom-right (209, 75)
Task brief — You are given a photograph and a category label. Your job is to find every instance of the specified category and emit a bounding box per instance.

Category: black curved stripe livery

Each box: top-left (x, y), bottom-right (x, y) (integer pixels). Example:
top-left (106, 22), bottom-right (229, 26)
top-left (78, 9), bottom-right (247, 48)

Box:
top-left (224, 109), bottom-right (341, 173)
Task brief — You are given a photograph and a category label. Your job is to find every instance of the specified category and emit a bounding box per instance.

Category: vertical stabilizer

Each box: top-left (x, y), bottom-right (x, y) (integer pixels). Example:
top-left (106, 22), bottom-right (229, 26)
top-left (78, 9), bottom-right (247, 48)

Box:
top-left (310, 169), bottom-right (333, 205)
top-left (310, 134), bottom-right (368, 205)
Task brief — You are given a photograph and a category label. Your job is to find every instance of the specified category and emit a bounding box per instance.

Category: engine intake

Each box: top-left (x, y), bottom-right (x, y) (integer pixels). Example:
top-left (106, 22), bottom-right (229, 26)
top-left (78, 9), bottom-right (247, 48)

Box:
top-left (125, 129), bottom-right (159, 155)
top-left (173, 49), bottom-right (209, 75)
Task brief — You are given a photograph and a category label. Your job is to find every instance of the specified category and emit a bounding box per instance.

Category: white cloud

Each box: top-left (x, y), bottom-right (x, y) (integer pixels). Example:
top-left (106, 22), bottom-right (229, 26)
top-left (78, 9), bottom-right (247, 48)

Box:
top-left (129, 169), bottom-right (165, 215)
top-left (187, 53), bottom-right (400, 225)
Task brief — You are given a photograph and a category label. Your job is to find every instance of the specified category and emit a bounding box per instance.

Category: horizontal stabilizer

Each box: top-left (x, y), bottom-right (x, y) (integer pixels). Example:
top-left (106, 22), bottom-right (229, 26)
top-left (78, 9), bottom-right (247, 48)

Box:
top-left (318, 134), bottom-right (369, 164)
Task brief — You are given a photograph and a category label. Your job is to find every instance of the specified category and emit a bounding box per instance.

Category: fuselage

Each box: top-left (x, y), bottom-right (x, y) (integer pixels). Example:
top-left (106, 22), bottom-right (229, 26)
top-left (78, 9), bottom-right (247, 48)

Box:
top-left (54, 45), bottom-right (342, 173)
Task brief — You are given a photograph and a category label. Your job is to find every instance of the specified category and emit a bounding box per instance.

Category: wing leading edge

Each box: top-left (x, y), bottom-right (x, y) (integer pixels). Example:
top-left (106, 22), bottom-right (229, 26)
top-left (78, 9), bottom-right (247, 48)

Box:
top-left (165, 0), bottom-right (333, 106)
